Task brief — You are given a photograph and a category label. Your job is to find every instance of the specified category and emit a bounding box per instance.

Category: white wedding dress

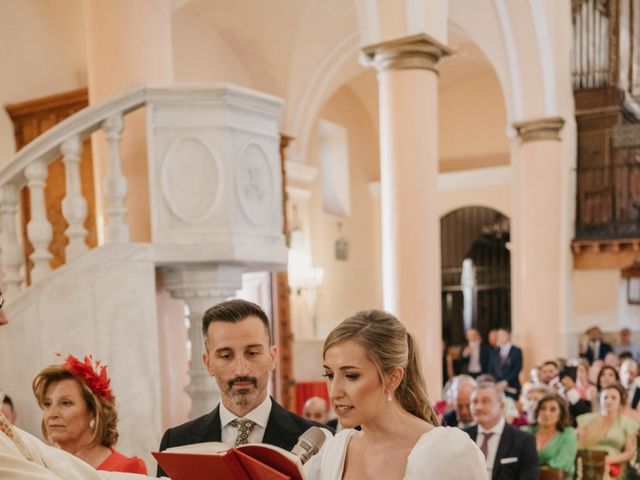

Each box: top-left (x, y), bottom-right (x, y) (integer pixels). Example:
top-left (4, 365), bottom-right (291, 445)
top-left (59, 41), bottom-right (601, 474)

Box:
top-left (305, 426), bottom-right (488, 480)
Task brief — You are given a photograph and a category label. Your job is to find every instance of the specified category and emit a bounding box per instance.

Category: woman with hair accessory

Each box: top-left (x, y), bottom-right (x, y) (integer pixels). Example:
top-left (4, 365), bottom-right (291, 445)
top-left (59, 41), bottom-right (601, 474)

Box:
top-left (304, 310), bottom-right (486, 479)
top-left (521, 393), bottom-right (577, 479)
top-left (32, 355), bottom-right (147, 474)
top-left (577, 383), bottom-right (639, 479)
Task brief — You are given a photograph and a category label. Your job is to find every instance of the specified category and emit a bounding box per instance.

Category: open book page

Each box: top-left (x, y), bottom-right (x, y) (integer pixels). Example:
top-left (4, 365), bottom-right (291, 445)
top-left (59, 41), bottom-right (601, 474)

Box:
top-left (163, 441), bottom-right (231, 454)
top-left (236, 444), bottom-right (303, 479)
top-left (154, 442), bottom-right (304, 480)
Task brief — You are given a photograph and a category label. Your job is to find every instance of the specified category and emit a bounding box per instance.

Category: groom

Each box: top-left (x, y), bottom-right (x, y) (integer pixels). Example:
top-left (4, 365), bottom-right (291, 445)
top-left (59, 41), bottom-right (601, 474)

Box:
top-left (157, 299), bottom-right (328, 476)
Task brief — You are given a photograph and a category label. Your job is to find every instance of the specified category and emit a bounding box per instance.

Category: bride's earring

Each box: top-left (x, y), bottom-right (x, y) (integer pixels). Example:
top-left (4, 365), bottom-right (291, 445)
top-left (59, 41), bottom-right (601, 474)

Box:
top-left (387, 391), bottom-right (393, 402)
top-left (89, 418), bottom-right (96, 429)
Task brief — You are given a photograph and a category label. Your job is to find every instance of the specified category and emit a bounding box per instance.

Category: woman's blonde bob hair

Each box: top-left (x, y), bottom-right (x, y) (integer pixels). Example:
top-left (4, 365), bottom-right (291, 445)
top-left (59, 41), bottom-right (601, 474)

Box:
top-left (323, 309), bottom-right (440, 426)
top-left (32, 365), bottom-right (119, 448)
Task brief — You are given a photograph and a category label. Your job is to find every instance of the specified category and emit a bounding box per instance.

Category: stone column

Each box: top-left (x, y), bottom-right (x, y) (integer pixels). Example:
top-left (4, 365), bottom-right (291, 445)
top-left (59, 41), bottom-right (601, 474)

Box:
top-left (83, 0), bottom-right (173, 242)
top-left (162, 264), bottom-right (245, 419)
top-left (362, 34), bottom-right (451, 398)
top-left (511, 117), bottom-right (566, 369)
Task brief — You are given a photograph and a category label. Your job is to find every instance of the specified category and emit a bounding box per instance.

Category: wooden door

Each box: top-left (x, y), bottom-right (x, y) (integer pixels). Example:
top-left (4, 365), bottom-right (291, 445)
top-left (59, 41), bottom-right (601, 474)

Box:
top-left (5, 88), bottom-right (97, 284)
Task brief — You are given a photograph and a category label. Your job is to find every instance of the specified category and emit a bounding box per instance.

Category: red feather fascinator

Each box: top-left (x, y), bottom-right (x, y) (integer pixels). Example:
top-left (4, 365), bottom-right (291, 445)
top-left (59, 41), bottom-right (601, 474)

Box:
top-left (61, 354), bottom-right (114, 402)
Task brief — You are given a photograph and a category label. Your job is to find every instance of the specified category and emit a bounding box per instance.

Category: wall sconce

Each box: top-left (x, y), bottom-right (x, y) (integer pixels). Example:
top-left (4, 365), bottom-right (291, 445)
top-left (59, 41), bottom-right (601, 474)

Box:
top-left (288, 248), bottom-right (324, 295)
top-left (287, 230), bottom-right (324, 338)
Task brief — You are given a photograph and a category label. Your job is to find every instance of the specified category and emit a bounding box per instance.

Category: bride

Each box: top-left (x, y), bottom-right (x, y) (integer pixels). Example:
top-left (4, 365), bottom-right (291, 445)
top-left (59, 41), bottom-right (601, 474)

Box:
top-left (304, 310), bottom-right (487, 479)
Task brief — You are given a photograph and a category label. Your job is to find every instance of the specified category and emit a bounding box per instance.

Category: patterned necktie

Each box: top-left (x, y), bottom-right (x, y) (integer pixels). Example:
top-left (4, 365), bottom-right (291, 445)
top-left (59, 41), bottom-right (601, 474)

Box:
top-left (230, 419), bottom-right (257, 447)
top-left (480, 432), bottom-right (494, 458)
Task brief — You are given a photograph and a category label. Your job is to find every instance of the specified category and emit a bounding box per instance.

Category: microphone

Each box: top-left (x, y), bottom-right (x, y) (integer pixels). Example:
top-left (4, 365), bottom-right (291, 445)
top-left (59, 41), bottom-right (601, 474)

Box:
top-left (291, 426), bottom-right (326, 465)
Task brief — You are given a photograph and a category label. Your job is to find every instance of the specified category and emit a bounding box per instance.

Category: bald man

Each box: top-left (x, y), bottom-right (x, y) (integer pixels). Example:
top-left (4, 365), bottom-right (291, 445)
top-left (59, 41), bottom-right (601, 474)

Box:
top-left (303, 396), bottom-right (329, 424)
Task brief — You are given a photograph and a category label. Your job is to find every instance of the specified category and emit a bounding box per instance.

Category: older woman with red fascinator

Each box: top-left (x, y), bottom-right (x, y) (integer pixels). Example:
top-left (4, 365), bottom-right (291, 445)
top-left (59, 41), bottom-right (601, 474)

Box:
top-left (32, 355), bottom-right (147, 474)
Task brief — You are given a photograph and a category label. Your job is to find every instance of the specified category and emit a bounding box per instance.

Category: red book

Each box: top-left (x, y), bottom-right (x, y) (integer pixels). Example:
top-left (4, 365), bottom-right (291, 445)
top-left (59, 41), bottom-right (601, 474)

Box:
top-left (152, 442), bottom-right (304, 480)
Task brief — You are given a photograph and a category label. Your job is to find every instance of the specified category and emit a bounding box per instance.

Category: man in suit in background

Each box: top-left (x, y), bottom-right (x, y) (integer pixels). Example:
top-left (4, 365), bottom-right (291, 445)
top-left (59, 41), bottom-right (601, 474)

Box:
top-left (488, 328), bottom-right (523, 399)
top-left (465, 382), bottom-right (538, 480)
top-left (157, 299), bottom-right (328, 477)
top-left (460, 328), bottom-right (491, 378)
top-left (302, 396), bottom-right (339, 430)
top-left (581, 326), bottom-right (613, 364)
top-left (443, 375), bottom-right (477, 429)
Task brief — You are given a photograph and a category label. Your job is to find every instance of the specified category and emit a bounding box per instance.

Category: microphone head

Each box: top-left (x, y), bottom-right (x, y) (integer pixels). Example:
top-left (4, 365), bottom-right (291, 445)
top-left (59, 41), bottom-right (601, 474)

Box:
top-left (291, 426), bottom-right (326, 464)
top-left (302, 426), bottom-right (326, 449)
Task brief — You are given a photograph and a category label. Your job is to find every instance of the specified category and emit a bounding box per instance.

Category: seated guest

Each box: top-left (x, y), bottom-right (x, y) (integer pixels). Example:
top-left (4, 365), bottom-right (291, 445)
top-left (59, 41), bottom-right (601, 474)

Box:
top-left (597, 365), bottom-right (620, 391)
top-left (604, 352), bottom-right (620, 368)
top-left (1, 394), bottom-right (17, 424)
top-left (593, 365), bottom-right (621, 411)
top-left (589, 359), bottom-right (604, 384)
top-left (303, 396), bottom-right (339, 430)
top-left (577, 384), bottom-right (640, 479)
top-left (574, 360), bottom-right (597, 401)
top-left (305, 310), bottom-right (486, 479)
top-left (538, 361), bottom-right (561, 388)
top-left (303, 396), bottom-right (330, 424)
top-left (474, 375), bottom-right (520, 423)
top-left (513, 384), bottom-right (552, 427)
top-left (521, 393), bottom-right (578, 479)
top-left (558, 370), bottom-right (591, 426)
top-left (620, 358), bottom-right (638, 393)
top-left (32, 355), bottom-right (147, 474)
top-left (443, 375), bottom-right (477, 429)
top-left (466, 381), bottom-right (538, 479)
top-left (460, 328), bottom-right (491, 378)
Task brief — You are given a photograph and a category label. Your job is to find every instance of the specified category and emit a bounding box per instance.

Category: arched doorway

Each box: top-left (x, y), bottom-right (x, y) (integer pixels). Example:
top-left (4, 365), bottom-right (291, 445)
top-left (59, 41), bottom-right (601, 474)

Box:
top-left (441, 206), bottom-right (511, 348)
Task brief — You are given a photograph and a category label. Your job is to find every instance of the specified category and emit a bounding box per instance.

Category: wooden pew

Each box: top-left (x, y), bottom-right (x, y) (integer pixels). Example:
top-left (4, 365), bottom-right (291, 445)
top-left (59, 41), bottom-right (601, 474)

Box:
top-left (575, 450), bottom-right (606, 480)
top-left (540, 466), bottom-right (566, 479)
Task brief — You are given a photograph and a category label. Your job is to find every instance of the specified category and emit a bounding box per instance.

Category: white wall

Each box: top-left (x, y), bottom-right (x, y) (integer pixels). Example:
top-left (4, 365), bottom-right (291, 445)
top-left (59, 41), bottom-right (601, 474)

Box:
top-left (171, 6), bottom-right (253, 86)
top-left (305, 84), bottom-right (382, 341)
top-left (0, 0), bottom-right (86, 166)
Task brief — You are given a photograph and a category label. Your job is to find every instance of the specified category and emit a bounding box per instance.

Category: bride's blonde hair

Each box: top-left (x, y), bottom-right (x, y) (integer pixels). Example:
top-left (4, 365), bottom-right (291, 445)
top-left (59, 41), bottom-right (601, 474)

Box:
top-left (323, 310), bottom-right (440, 426)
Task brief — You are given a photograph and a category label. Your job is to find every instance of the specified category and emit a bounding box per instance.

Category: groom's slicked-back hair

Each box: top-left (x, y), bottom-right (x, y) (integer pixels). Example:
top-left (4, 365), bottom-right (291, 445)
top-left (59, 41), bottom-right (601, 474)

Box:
top-left (202, 299), bottom-right (272, 344)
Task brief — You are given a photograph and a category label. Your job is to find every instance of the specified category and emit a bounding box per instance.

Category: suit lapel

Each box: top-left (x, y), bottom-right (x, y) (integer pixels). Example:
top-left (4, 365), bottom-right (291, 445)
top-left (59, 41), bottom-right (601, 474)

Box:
top-left (188, 406), bottom-right (222, 444)
top-left (492, 424), bottom-right (512, 480)
top-left (262, 398), bottom-right (300, 450)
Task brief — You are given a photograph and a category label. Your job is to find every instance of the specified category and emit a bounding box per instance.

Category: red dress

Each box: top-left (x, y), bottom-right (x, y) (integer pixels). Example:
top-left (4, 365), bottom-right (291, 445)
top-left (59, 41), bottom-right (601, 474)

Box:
top-left (97, 448), bottom-right (147, 474)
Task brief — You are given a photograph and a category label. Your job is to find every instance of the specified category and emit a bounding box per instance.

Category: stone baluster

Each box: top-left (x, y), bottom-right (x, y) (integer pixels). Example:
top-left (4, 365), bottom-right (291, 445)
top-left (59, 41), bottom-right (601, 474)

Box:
top-left (102, 113), bottom-right (129, 243)
top-left (0, 183), bottom-right (24, 295)
top-left (25, 159), bottom-right (53, 283)
top-left (61, 135), bottom-right (88, 261)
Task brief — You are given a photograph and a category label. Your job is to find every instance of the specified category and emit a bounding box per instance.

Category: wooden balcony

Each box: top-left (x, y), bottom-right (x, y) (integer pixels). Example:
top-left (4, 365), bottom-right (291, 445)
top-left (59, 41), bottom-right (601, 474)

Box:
top-left (573, 90), bottom-right (640, 270)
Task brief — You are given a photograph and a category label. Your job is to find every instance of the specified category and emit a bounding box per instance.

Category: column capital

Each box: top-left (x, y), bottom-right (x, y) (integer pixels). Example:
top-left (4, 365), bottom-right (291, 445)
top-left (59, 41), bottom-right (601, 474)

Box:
top-left (361, 33), bottom-right (452, 73)
top-left (513, 116), bottom-right (565, 142)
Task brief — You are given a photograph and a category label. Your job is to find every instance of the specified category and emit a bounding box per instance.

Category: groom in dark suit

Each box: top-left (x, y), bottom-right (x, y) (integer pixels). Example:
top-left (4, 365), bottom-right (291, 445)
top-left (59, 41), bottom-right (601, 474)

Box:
top-left (465, 382), bottom-right (538, 480)
top-left (157, 299), bottom-right (326, 477)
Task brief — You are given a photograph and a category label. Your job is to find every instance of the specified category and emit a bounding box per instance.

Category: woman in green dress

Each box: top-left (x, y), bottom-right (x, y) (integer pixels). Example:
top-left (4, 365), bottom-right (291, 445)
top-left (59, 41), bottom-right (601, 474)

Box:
top-left (577, 383), bottom-right (640, 479)
top-left (522, 392), bottom-right (578, 479)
